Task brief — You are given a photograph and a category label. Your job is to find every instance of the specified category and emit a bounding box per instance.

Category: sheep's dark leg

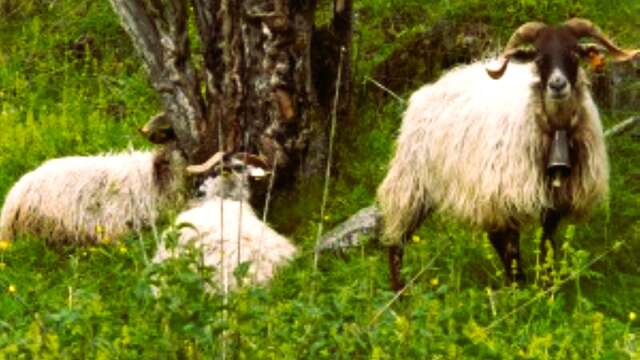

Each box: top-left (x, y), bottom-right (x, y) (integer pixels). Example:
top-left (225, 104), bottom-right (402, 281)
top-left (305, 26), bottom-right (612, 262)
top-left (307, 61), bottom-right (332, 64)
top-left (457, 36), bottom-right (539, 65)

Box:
top-left (540, 209), bottom-right (563, 270)
top-left (388, 245), bottom-right (405, 292)
top-left (388, 208), bottom-right (430, 292)
top-left (488, 227), bottom-right (525, 284)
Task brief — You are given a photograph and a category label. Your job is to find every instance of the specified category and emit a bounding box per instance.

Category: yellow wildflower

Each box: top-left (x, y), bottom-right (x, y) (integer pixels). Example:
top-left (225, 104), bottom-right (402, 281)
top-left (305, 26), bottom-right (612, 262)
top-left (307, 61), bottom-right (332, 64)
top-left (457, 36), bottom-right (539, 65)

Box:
top-left (8, 284), bottom-right (16, 294)
top-left (0, 240), bottom-right (11, 251)
top-left (412, 235), bottom-right (421, 243)
top-left (630, 312), bottom-right (637, 322)
top-left (518, 349), bottom-right (526, 357)
top-left (430, 278), bottom-right (439, 287)
top-left (119, 245), bottom-right (127, 254)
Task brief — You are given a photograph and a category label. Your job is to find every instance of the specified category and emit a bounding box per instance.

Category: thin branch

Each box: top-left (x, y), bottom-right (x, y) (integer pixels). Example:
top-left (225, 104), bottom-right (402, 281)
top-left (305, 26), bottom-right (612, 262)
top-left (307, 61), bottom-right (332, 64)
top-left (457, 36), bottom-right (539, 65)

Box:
top-left (483, 241), bottom-right (624, 331)
top-left (364, 76), bottom-right (406, 104)
top-left (237, 133), bottom-right (250, 267)
top-left (367, 246), bottom-right (446, 328)
top-left (217, 161), bottom-right (228, 360)
top-left (256, 156), bottom-right (278, 284)
top-left (605, 116), bottom-right (640, 138)
top-left (314, 48), bottom-right (346, 270)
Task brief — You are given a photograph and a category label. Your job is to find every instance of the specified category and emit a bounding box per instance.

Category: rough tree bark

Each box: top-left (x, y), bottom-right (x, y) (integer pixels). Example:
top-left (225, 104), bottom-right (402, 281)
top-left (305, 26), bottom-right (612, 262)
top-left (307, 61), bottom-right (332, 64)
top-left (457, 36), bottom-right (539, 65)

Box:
top-left (109, 0), bottom-right (352, 180)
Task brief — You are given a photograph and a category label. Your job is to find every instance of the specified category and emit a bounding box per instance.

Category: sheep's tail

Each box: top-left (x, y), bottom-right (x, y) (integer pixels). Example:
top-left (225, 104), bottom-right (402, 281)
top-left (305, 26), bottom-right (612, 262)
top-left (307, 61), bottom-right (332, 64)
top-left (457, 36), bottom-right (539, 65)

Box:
top-left (0, 211), bottom-right (14, 242)
top-left (376, 144), bottom-right (430, 246)
top-left (0, 181), bottom-right (26, 242)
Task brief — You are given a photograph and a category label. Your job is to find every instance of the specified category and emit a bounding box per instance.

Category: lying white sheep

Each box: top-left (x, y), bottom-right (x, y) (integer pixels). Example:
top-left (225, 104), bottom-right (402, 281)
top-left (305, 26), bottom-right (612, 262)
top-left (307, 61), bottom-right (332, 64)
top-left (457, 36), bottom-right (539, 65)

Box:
top-left (0, 113), bottom-right (213, 245)
top-left (152, 152), bottom-right (297, 290)
top-left (377, 18), bottom-right (639, 290)
top-left (0, 147), bottom-right (186, 244)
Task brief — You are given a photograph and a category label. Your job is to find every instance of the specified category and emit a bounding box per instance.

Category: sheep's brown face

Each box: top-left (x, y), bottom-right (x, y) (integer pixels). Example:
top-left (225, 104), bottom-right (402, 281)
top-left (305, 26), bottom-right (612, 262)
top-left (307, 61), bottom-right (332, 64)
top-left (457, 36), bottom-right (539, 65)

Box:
top-left (487, 19), bottom-right (640, 123)
top-left (533, 27), bottom-right (580, 103)
top-left (188, 151), bottom-right (270, 201)
top-left (528, 26), bottom-right (593, 125)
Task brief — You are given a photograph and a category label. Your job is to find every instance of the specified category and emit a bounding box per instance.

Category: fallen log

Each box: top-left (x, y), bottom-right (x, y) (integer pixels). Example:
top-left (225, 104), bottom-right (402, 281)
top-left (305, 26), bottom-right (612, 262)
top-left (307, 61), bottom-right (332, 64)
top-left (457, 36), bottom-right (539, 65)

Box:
top-left (315, 205), bottom-right (380, 252)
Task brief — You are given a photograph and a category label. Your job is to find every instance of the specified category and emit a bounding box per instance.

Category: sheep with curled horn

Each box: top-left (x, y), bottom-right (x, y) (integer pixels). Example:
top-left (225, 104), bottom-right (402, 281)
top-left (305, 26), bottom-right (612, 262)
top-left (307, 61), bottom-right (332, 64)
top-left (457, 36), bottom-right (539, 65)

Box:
top-left (152, 151), bottom-right (297, 291)
top-left (377, 18), bottom-right (639, 291)
top-left (0, 113), bottom-right (209, 245)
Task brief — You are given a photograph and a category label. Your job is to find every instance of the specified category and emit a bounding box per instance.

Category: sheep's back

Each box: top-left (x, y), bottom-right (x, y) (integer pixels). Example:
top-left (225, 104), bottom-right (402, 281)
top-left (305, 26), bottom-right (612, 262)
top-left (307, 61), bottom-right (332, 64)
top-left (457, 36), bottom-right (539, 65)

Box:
top-left (1, 151), bottom-right (160, 243)
top-left (398, 61), bottom-right (551, 229)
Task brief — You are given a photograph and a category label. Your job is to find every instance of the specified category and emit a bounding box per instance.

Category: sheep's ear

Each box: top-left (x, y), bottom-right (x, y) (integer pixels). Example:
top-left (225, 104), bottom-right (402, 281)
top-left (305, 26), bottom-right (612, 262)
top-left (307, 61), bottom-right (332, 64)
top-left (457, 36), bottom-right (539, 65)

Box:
top-left (187, 151), bottom-right (226, 174)
top-left (246, 165), bottom-right (268, 179)
top-left (140, 127), bottom-right (176, 144)
top-left (230, 152), bottom-right (271, 179)
top-left (486, 48), bottom-right (538, 80)
top-left (578, 43), bottom-right (607, 72)
top-left (509, 48), bottom-right (538, 63)
top-left (139, 113), bottom-right (176, 144)
top-left (231, 152), bottom-right (270, 170)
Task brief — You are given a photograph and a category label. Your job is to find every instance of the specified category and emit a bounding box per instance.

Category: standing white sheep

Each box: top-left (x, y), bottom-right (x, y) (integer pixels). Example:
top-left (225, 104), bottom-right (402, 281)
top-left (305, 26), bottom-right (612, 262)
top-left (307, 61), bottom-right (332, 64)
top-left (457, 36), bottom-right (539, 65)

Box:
top-left (377, 18), bottom-right (639, 291)
top-left (152, 152), bottom-right (297, 290)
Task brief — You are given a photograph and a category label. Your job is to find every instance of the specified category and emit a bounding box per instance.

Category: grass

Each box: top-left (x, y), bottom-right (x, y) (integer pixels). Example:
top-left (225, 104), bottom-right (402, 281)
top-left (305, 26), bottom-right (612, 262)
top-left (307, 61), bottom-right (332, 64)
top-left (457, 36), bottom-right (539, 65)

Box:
top-left (1, 0), bottom-right (639, 358)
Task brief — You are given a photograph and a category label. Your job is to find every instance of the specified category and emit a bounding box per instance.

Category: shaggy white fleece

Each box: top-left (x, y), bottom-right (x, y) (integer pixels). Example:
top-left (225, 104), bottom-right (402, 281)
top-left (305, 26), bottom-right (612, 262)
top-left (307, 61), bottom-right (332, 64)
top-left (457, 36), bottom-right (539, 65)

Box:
top-left (377, 61), bottom-right (608, 245)
top-left (0, 149), bottom-right (184, 244)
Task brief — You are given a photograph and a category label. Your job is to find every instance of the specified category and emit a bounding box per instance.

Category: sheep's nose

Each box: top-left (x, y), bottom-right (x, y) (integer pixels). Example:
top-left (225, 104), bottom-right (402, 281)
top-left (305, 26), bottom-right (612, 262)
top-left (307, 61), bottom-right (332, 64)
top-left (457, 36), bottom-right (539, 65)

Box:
top-left (549, 77), bottom-right (568, 93)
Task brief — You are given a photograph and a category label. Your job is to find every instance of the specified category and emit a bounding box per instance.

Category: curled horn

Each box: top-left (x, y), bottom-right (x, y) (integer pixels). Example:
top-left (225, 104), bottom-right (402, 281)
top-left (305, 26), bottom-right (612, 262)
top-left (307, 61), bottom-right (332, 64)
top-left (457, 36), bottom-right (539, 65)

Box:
top-left (186, 151), bottom-right (226, 174)
top-left (564, 18), bottom-right (640, 62)
top-left (486, 21), bottom-right (547, 79)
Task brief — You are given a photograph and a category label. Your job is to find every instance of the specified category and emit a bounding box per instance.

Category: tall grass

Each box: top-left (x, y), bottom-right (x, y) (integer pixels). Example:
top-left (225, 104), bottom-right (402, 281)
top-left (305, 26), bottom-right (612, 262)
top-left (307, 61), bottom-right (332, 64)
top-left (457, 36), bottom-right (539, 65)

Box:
top-left (0, 0), bottom-right (638, 357)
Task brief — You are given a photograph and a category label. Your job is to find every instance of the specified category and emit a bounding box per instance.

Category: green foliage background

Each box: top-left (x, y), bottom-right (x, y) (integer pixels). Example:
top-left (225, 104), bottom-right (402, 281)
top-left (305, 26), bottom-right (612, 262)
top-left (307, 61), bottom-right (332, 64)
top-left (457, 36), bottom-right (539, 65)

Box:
top-left (0, 0), bottom-right (638, 358)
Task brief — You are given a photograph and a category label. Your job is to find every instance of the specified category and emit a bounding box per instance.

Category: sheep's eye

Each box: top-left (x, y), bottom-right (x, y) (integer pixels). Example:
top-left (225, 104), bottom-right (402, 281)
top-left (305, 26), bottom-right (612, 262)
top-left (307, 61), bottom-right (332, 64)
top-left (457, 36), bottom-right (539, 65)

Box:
top-left (569, 51), bottom-right (579, 61)
top-left (535, 55), bottom-right (548, 66)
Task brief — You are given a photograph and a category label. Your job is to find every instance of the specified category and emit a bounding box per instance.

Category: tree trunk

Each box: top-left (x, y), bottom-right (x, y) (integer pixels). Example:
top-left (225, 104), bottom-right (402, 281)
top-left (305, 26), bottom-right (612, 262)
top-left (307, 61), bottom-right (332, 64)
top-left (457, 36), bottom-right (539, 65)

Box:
top-left (109, 0), bottom-right (352, 183)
